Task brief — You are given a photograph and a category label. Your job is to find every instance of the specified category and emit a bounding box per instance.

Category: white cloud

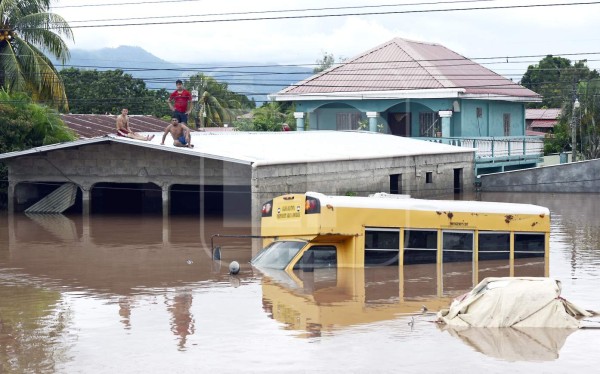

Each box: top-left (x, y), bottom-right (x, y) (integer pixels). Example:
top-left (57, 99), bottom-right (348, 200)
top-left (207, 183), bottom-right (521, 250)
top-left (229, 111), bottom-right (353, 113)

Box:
top-left (53, 0), bottom-right (600, 72)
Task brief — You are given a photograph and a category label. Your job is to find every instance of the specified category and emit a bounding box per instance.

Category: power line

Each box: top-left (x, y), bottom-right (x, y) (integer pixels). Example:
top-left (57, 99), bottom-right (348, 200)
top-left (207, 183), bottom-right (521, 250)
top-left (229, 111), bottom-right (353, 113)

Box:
top-left (65, 0), bottom-right (501, 23)
top-left (48, 1), bottom-right (600, 29)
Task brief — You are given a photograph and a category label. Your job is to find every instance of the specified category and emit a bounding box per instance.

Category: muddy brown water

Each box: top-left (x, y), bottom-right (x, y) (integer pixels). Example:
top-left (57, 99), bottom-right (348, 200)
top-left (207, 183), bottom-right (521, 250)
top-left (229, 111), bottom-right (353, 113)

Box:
top-left (1, 192), bottom-right (599, 373)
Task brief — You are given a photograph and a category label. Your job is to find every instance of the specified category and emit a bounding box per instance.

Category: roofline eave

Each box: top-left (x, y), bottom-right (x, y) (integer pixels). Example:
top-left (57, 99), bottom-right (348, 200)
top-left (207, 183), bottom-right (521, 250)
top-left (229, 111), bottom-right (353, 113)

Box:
top-left (269, 88), bottom-right (466, 101)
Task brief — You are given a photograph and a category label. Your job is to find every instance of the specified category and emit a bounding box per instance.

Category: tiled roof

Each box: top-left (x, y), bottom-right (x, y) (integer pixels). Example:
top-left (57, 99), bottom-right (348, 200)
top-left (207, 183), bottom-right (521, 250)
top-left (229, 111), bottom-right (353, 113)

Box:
top-left (526, 108), bottom-right (561, 120)
top-left (529, 120), bottom-right (557, 128)
top-left (277, 38), bottom-right (540, 100)
top-left (61, 114), bottom-right (169, 138)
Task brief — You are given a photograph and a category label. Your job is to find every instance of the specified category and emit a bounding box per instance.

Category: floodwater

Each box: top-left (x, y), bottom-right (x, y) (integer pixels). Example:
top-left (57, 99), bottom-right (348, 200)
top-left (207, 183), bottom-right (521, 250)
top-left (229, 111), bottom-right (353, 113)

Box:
top-left (1, 192), bottom-right (599, 373)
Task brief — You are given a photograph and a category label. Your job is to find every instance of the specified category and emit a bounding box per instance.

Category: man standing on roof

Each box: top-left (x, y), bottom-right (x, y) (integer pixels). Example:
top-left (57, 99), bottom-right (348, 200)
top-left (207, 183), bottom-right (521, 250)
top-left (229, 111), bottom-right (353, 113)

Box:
top-left (161, 117), bottom-right (194, 148)
top-left (116, 108), bottom-right (155, 141)
top-left (167, 79), bottom-right (192, 125)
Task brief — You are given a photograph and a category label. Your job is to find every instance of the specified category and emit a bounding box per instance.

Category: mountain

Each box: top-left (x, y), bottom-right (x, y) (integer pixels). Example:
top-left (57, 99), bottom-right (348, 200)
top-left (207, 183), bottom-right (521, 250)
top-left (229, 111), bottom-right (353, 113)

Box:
top-left (53, 46), bottom-right (312, 103)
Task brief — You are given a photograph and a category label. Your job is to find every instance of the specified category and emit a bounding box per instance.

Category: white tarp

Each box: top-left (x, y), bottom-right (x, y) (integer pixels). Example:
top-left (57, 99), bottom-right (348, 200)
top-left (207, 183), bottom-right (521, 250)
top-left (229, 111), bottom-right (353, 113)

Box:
top-left (437, 277), bottom-right (593, 328)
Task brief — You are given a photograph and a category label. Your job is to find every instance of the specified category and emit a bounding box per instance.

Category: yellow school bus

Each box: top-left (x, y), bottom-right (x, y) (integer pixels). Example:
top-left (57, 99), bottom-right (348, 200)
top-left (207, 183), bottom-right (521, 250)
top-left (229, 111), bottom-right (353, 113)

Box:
top-left (251, 192), bottom-right (550, 274)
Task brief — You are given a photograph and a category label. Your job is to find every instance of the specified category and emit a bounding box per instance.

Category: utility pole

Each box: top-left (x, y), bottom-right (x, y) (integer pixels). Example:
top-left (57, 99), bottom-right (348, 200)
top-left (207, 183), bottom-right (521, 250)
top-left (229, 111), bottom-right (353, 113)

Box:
top-left (191, 87), bottom-right (199, 128)
top-left (571, 98), bottom-right (580, 162)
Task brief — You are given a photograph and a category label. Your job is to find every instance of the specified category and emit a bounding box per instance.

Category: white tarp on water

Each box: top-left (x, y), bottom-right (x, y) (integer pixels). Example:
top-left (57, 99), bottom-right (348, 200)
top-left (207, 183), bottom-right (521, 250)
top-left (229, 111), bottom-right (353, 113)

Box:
top-left (437, 277), bottom-right (594, 328)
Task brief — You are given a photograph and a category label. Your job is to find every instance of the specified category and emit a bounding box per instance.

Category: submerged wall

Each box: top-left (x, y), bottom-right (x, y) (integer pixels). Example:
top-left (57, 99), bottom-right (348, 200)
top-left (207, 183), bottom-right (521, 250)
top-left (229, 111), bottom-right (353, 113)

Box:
top-left (479, 158), bottom-right (600, 193)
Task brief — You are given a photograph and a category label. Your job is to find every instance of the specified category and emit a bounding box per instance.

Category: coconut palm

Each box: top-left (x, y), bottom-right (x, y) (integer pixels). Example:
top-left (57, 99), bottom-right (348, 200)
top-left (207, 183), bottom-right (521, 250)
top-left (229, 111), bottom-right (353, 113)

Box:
top-left (0, 0), bottom-right (73, 109)
top-left (185, 73), bottom-right (253, 127)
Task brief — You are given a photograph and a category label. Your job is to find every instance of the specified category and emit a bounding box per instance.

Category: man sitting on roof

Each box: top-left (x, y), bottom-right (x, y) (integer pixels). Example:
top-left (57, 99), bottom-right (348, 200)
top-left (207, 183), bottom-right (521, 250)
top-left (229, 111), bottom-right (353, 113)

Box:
top-left (116, 108), bottom-right (155, 141)
top-left (160, 118), bottom-right (194, 148)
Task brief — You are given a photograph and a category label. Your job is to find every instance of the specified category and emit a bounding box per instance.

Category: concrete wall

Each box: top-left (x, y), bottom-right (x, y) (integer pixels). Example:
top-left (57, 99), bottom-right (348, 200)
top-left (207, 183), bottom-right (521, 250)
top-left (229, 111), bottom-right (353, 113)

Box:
top-left (479, 158), bottom-right (600, 193)
top-left (251, 152), bottom-right (475, 224)
top-left (5, 142), bottom-right (251, 214)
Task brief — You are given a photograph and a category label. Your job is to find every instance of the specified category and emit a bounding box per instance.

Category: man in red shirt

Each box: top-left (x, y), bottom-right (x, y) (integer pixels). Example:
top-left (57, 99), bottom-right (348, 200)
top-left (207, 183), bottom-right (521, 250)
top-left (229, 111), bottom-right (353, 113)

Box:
top-left (167, 79), bottom-right (192, 125)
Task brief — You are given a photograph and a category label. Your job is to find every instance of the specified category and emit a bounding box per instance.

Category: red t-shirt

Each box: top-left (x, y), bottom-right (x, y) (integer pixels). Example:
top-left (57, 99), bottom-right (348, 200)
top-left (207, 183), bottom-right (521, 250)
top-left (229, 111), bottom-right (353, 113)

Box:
top-left (169, 89), bottom-right (192, 112)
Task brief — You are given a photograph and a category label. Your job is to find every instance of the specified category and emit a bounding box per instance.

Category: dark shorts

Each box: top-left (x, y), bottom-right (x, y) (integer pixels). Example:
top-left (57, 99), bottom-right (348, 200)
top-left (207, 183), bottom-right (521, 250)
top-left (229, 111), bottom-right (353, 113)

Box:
top-left (178, 135), bottom-right (187, 145)
top-left (172, 111), bottom-right (188, 124)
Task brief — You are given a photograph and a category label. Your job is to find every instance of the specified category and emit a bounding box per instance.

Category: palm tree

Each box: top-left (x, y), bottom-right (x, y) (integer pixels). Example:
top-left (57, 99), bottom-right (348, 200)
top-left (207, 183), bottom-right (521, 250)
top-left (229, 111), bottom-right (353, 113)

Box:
top-left (186, 73), bottom-right (252, 127)
top-left (0, 0), bottom-right (73, 109)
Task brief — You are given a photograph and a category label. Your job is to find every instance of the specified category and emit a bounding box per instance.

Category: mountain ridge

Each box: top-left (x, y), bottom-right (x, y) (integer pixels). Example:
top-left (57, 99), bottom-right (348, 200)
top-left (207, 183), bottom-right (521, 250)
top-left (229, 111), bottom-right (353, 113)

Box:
top-left (54, 45), bottom-right (312, 103)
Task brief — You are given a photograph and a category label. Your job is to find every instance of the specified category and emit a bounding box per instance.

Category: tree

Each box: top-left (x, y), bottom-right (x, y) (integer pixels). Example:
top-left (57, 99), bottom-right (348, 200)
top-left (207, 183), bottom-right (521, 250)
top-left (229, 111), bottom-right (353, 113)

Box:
top-left (313, 52), bottom-right (336, 73)
top-left (233, 102), bottom-right (296, 131)
top-left (522, 55), bottom-right (599, 108)
top-left (0, 0), bottom-right (73, 109)
top-left (185, 73), bottom-right (254, 127)
top-left (60, 68), bottom-right (170, 117)
top-left (0, 90), bottom-right (76, 208)
top-left (577, 78), bottom-right (600, 160)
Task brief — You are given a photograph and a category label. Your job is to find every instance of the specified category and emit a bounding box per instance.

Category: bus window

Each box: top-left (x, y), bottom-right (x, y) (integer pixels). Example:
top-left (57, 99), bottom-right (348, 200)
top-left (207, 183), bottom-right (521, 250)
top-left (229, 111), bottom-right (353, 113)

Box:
top-left (251, 241), bottom-right (307, 269)
top-left (478, 232), bottom-right (510, 261)
top-left (514, 233), bottom-right (545, 258)
top-left (294, 246), bottom-right (337, 271)
top-left (404, 230), bottom-right (437, 264)
top-left (442, 231), bottom-right (473, 263)
top-left (365, 228), bottom-right (399, 266)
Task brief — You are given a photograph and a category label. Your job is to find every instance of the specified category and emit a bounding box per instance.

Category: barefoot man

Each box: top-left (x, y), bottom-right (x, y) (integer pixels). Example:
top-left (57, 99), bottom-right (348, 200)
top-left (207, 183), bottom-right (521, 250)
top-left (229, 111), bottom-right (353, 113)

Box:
top-left (116, 108), bottom-right (155, 141)
top-left (161, 118), bottom-right (194, 148)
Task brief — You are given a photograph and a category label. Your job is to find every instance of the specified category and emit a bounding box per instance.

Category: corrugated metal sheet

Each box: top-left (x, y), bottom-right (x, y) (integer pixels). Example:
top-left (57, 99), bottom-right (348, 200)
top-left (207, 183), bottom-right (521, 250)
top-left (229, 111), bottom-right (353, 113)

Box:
top-left (25, 183), bottom-right (78, 214)
top-left (61, 114), bottom-right (169, 138)
top-left (530, 120), bottom-right (557, 128)
top-left (277, 38), bottom-right (540, 100)
top-left (526, 108), bottom-right (561, 120)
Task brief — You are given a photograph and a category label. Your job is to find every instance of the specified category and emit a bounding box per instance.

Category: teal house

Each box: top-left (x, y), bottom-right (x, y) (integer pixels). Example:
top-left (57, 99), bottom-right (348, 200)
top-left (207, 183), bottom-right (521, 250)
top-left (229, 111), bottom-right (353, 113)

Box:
top-left (270, 38), bottom-right (544, 175)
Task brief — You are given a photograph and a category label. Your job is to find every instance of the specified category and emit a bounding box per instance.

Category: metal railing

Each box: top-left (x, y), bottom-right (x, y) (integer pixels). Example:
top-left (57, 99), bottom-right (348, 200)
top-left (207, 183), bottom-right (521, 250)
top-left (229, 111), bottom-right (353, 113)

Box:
top-left (417, 136), bottom-right (544, 160)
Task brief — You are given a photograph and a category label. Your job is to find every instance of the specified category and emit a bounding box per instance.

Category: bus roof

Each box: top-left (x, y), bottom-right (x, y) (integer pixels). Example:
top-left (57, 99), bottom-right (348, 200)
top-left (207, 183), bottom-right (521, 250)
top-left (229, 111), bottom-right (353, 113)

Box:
top-left (307, 192), bottom-right (550, 216)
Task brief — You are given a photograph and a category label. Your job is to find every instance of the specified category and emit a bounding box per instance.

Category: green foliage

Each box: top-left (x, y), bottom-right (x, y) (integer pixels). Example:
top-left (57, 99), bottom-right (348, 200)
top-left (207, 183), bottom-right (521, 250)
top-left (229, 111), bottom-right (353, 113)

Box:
top-left (0, 0), bottom-right (73, 109)
top-left (522, 55), bottom-right (599, 109)
top-left (233, 102), bottom-right (295, 132)
top-left (0, 90), bottom-right (76, 208)
top-left (60, 68), bottom-right (170, 117)
top-left (184, 73), bottom-right (254, 128)
top-left (543, 122), bottom-right (570, 154)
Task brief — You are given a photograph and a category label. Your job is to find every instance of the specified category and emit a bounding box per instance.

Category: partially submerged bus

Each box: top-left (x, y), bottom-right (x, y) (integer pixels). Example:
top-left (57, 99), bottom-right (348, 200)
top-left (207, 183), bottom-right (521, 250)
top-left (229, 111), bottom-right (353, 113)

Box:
top-left (251, 192), bottom-right (550, 274)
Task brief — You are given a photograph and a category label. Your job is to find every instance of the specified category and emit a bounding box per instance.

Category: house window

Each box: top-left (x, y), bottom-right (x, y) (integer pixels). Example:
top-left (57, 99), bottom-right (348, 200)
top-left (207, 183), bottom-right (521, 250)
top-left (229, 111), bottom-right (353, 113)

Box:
top-left (503, 113), bottom-right (511, 136)
top-left (419, 112), bottom-right (440, 137)
top-left (425, 172), bottom-right (433, 183)
top-left (336, 112), bottom-right (361, 130)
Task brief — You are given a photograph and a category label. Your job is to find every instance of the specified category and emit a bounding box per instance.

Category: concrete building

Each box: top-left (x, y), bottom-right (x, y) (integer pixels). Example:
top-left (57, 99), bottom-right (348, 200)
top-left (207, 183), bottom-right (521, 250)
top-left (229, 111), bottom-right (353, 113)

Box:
top-left (270, 37), bottom-right (544, 175)
top-left (0, 131), bottom-right (475, 222)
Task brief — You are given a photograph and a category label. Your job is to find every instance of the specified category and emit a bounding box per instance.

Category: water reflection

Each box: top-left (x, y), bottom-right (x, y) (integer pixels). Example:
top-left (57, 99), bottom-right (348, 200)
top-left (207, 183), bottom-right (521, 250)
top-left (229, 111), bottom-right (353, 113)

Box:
top-left (0, 192), bottom-right (599, 372)
top-left (438, 326), bottom-right (575, 362)
top-left (257, 256), bottom-right (547, 339)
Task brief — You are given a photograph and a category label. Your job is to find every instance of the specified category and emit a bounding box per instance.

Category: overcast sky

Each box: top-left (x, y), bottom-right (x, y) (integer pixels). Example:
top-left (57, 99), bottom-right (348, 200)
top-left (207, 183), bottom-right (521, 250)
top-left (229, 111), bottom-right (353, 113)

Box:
top-left (52, 0), bottom-right (600, 79)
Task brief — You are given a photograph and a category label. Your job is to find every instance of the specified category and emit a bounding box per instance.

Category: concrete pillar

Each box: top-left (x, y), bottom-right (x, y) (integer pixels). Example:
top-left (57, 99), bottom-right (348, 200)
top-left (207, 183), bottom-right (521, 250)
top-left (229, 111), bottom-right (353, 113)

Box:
top-left (7, 181), bottom-right (15, 214)
top-left (438, 110), bottom-right (453, 138)
top-left (81, 186), bottom-right (91, 217)
top-left (294, 112), bottom-right (305, 131)
top-left (162, 185), bottom-right (170, 217)
top-left (441, 117), bottom-right (451, 137)
top-left (162, 185), bottom-right (170, 245)
top-left (366, 112), bottom-right (378, 132)
top-left (81, 185), bottom-right (91, 245)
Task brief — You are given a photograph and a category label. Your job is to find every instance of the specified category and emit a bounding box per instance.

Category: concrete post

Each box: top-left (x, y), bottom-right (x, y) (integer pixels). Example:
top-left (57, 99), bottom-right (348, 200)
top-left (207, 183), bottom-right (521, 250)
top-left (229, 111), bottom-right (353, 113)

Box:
top-left (438, 110), bottom-right (453, 138)
top-left (162, 185), bottom-right (170, 245)
top-left (7, 181), bottom-right (15, 214)
top-left (162, 185), bottom-right (170, 217)
top-left (366, 112), bottom-right (378, 132)
top-left (81, 186), bottom-right (91, 217)
top-left (294, 112), bottom-right (305, 131)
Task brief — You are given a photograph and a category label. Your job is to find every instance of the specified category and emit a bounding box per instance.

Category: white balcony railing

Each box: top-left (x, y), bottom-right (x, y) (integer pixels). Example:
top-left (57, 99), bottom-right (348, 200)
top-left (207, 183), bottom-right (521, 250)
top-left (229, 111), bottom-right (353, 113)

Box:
top-left (418, 136), bottom-right (544, 161)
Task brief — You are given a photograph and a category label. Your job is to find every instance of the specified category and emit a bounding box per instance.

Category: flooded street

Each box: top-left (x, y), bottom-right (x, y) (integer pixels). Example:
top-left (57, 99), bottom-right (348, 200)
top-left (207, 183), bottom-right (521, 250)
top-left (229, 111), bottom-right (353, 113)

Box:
top-left (1, 192), bottom-right (600, 373)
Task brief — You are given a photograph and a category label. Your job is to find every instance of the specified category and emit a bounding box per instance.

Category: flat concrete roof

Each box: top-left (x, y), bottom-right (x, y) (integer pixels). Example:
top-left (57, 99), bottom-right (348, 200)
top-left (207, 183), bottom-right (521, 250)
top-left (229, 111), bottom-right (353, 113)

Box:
top-left (0, 131), bottom-right (474, 167)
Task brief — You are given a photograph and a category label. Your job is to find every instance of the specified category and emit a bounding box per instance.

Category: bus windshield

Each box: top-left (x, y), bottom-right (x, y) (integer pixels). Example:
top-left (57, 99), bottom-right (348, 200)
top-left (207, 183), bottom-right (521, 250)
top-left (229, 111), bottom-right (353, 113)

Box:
top-left (251, 241), bottom-right (307, 270)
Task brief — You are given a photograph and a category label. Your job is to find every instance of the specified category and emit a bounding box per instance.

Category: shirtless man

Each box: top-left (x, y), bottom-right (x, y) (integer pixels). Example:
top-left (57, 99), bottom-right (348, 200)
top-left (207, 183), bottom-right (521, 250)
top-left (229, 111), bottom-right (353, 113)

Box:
top-left (161, 118), bottom-right (194, 148)
top-left (116, 108), bottom-right (155, 141)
